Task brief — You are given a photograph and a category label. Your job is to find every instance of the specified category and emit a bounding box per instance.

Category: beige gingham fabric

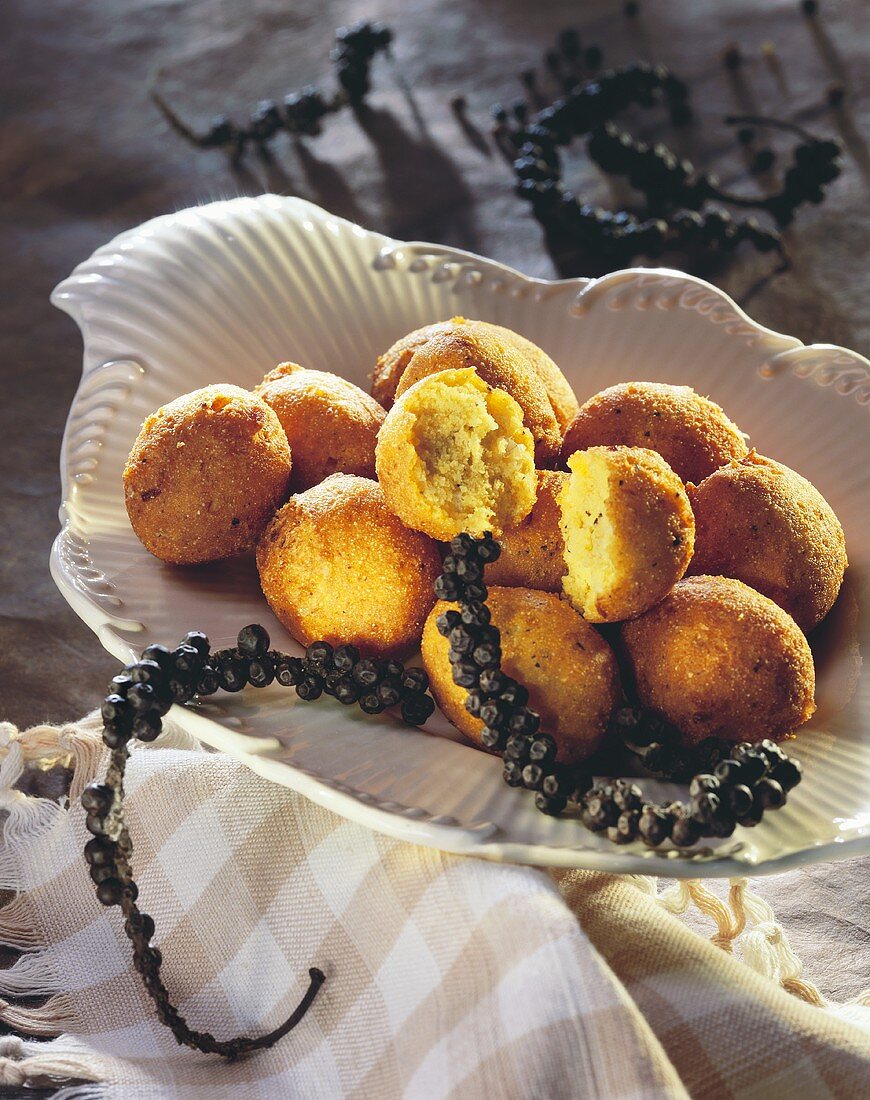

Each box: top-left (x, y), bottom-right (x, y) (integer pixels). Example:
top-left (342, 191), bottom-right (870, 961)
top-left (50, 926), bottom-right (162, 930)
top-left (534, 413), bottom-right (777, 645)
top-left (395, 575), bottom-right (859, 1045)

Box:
top-left (0, 715), bottom-right (867, 1099)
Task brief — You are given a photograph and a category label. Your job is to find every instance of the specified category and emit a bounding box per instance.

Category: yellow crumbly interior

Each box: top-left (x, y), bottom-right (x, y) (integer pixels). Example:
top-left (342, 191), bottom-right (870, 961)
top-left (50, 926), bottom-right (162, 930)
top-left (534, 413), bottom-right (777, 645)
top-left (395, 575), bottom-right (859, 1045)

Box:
top-left (559, 450), bottom-right (620, 619)
top-left (406, 369), bottom-right (535, 536)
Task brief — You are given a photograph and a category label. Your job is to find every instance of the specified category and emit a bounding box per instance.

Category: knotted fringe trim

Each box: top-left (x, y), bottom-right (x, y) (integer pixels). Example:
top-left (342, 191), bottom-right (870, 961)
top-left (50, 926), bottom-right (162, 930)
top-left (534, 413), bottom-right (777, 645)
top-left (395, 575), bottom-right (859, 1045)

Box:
top-left (0, 1033), bottom-right (105, 1092)
top-left (0, 714), bottom-right (199, 1091)
top-left (634, 876), bottom-right (870, 1010)
top-left (0, 1034), bottom-right (104, 1095)
top-left (0, 716), bottom-right (108, 1087)
top-left (0, 995), bottom-right (80, 1036)
top-left (0, 891), bottom-right (47, 949)
top-left (0, 715), bottom-right (101, 887)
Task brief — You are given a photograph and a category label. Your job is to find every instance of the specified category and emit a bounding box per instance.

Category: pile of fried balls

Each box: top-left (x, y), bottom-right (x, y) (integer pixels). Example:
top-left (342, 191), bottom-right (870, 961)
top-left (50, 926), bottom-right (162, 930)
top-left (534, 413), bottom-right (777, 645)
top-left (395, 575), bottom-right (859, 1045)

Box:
top-left (124, 317), bottom-right (846, 765)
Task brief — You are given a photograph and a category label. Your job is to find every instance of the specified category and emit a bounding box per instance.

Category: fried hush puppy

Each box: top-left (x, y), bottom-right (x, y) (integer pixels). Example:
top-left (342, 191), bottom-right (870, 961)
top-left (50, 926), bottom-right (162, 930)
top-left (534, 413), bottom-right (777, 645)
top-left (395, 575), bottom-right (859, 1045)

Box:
top-left (496, 326), bottom-right (580, 435)
top-left (559, 446), bottom-right (694, 622)
top-left (422, 587), bottom-right (622, 765)
top-left (485, 470), bottom-right (568, 592)
top-left (375, 368), bottom-right (537, 540)
top-left (561, 381), bottom-right (748, 484)
top-left (374, 317), bottom-right (575, 465)
top-left (620, 575), bottom-right (816, 746)
top-left (256, 473), bottom-right (441, 659)
top-left (124, 384), bottom-right (292, 565)
top-left (255, 362), bottom-right (386, 491)
top-left (687, 451), bottom-right (847, 632)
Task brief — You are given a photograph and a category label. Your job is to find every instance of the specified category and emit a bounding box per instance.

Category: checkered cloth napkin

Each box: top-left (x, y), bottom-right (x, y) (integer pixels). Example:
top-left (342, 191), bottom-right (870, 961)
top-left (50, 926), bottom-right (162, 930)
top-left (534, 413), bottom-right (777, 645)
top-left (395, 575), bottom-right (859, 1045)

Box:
top-left (0, 714), bottom-right (868, 1099)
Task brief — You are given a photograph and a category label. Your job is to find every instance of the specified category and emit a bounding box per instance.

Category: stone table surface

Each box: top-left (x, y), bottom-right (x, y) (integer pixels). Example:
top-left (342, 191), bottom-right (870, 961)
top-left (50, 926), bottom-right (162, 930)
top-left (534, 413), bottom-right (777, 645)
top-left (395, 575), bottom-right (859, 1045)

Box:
top-left (0, 2), bottom-right (868, 1086)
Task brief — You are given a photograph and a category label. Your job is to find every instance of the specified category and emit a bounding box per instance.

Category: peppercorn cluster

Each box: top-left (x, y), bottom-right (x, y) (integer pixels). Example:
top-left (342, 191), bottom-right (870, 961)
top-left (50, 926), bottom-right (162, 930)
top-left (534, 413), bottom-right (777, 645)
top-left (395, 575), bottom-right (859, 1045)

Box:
top-left (612, 705), bottom-right (733, 781)
top-left (155, 20), bottom-right (392, 160)
top-left (507, 62), bottom-right (780, 263)
top-left (434, 534), bottom-right (803, 848)
top-left (99, 625), bottom-right (435, 765)
top-left (276, 639), bottom-right (436, 727)
top-left (331, 20), bottom-right (393, 102)
top-left (434, 533), bottom-right (588, 816)
top-left (488, 30), bottom-right (843, 267)
top-left (580, 738), bottom-right (802, 848)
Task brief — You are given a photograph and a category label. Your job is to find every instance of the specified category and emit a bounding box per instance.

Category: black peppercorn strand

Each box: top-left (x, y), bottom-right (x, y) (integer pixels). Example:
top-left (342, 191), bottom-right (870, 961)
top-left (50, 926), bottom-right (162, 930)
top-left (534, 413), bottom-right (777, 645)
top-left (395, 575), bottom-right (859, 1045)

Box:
top-left (151, 21), bottom-right (392, 160)
top-left (85, 620), bottom-right (439, 1056)
top-left (494, 39), bottom-right (842, 265)
top-left (86, 629), bottom-right (333, 1057)
top-left (720, 114), bottom-right (844, 222)
top-left (584, 119), bottom-right (831, 242)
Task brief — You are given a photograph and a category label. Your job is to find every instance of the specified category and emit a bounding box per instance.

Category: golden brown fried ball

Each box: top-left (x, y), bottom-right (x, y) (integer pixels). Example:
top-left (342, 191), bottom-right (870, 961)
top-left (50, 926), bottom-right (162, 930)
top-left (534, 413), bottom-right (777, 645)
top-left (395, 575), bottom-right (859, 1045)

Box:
top-left (499, 327), bottom-right (580, 435)
top-left (256, 474), bottom-right (441, 658)
top-left (372, 326), bottom-right (434, 408)
top-left (124, 384), bottom-right (292, 565)
top-left (560, 382), bottom-right (748, 484)
top-left (486, 471), bottom-right (568, 592)
top-left (559, 446), bottom-right (695, 623)
top-left (687, 452), bottom-right (847, 632)
top-left (255, 362), bottom-right (386, 492)
top-left (422, 587), bottom-right (622, 764)
top-left (374, 317), bottom-right (576, 465)
top-left (375, 368), bottom-right (537, 540)
top-left (620, 575), bottom-right (815, 746)
top-left (373, 317), bottom-right (579, 431)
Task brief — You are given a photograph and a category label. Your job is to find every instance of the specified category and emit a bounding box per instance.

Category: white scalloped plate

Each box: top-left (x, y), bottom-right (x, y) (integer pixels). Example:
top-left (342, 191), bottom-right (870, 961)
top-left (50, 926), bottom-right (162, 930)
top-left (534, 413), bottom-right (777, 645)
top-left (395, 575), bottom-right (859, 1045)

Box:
top-left (51, 195), bottom-right (869, 877)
